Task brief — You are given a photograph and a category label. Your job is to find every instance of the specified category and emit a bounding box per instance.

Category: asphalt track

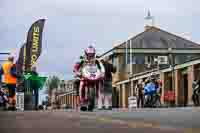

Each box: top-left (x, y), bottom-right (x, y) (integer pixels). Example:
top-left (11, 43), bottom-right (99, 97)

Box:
top-left (0, 107), bottom-right (199, 133)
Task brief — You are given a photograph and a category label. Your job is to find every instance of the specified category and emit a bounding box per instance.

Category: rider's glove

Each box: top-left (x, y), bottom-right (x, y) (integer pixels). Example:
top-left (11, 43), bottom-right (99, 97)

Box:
top-left (75, 72), bottom-right (81, 78)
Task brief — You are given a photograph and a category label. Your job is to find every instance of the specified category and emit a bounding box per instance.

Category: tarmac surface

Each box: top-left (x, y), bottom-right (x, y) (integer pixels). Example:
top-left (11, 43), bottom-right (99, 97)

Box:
top-left (0, 107), bottom-right (200, 133)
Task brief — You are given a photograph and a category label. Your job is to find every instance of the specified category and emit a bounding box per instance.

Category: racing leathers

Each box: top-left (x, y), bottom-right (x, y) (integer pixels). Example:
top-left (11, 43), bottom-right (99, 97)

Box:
top-left (73, 56), bottom-right (103, 104)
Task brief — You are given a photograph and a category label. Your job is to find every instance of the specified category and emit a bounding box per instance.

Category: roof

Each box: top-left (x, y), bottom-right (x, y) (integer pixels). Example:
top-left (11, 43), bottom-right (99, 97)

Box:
top-left (117, 26), bottom-right (200, 49)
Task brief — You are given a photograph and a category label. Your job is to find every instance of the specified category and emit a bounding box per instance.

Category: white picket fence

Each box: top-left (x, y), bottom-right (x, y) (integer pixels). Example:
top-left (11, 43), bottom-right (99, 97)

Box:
top-left (16, 92), bottom-right (24, 111)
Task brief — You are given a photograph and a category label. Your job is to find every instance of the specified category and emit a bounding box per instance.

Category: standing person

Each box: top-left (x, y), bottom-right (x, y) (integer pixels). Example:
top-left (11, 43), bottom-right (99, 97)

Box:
top-left (0, 56), bottom-right (17, 111)
top-left (136, 80), bottom-right (144, 108)
top-left (0, 64), bottom-right (2, 82)
top-left (30, 66), bottom-right (39, 110)
top-left (100, 59), bottom-right (116, 110)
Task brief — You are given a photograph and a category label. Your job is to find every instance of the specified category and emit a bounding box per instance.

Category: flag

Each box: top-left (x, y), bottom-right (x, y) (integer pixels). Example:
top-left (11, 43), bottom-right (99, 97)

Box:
top-left (16, 43), bottom-right (26, 73)
top-left (24, 73), bottom-right (47, 90)
top-left (25, 19), bottom-right (46, 71)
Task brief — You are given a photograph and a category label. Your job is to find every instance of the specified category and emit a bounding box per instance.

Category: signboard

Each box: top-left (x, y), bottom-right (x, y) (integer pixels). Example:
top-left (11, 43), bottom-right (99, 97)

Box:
top-left (164, 91), bottom-right (175, 102)
top-left (16, 92), bottom-right (24, 111)
top-left (128, 96), bottom-right (137, 108)
top-left (158, 56), bottom-right (168, 64)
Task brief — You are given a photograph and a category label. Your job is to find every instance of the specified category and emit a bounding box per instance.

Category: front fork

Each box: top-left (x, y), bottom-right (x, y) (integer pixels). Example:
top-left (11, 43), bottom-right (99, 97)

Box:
top-left (79, 80), bottom-right (104, 104)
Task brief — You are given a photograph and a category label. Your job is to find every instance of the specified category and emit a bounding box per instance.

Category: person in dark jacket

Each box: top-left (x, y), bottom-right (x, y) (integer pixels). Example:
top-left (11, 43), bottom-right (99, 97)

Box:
top-left (30, 66), bottom-right (39, 110)
top-left (100, 59), bottom-right (116, 110)
top-left (136, 80), bottom-right (144, 108)
top-left (0, 64), bottom-right (2, 83)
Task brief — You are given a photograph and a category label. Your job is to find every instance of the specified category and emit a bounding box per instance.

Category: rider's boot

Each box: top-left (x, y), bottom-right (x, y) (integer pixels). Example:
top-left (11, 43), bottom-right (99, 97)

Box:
top-left (79, 80), bottom-right (85, 104)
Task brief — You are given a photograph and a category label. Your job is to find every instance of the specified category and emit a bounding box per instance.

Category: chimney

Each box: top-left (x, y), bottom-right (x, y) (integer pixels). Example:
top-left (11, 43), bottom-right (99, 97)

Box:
top-left (144, 10), bottom-right (154, 31)
top-left (144, 25), bottom-right (152, 31)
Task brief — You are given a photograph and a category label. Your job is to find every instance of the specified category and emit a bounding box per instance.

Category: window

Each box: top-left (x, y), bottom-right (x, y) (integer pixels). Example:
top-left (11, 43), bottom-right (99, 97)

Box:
top-left (127, 54), bottom-right (136, 64)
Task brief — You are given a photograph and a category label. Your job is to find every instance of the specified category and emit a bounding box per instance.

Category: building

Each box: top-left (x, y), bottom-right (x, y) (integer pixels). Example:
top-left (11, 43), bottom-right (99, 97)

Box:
top-left (100, 26), bottom-right (200, 108)
top-left (56, 79), bottom-right (79, 109)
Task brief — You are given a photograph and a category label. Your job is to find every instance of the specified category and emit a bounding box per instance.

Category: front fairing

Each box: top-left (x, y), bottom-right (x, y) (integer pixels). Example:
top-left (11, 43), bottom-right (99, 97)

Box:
top-left (81, 59), bottom-right (105, 81)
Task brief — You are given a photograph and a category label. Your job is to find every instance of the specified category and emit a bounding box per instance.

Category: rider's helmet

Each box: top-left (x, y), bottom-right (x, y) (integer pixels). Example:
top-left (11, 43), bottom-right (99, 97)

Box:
top-left (150, 72), bottom-right (157, 82)
top-left (84, 45), bottom-right (96, 60)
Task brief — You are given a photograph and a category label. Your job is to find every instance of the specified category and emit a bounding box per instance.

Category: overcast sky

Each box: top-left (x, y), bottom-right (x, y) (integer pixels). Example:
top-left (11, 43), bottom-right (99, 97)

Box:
top-left (0, 0), bottom-right (200, 80)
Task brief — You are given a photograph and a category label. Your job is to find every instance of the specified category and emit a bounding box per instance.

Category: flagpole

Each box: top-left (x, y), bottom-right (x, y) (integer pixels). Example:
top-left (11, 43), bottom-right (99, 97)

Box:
top-left (126, 40), bottom-right (128, 65)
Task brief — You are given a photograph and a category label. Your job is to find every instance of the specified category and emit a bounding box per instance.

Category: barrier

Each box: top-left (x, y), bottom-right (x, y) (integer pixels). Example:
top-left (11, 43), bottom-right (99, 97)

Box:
top-left (16, 92), bottom-right (24, 111)
top-left (128, 96), bottom-right (137, 108)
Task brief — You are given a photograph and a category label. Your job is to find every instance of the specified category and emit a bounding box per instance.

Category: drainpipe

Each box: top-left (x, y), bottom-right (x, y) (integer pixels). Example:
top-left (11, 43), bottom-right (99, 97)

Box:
top-left (168, 47), bottom-right (175, 106)
top-left (130, 39), bottom-right (133, 75)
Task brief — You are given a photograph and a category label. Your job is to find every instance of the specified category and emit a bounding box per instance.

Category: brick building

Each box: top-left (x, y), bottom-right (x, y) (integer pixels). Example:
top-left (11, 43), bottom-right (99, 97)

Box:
top-left (100, 26), bottom-right (200, 108)
top-left (56, 79), bottom-right (79, 109)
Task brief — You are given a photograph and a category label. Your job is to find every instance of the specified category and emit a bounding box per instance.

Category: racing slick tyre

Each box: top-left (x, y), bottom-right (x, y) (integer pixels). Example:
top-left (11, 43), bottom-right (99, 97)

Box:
top-left (87, 87), bottom-right (95, 112)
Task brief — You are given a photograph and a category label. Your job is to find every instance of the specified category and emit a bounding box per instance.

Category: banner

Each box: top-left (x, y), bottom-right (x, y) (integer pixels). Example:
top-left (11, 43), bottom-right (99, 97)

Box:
top-left (25, 19), bottom-right (46, 71)
top-left (16, 43), bottom-right (26, 74)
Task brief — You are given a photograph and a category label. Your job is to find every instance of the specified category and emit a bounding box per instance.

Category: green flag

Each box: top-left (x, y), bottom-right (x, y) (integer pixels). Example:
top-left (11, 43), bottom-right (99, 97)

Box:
top-left (23, 73), bottom-right (47, 90)
top-left (37, 77), bottom-right (47, 89)
top-left (24, 73), bottom-right (32, 80)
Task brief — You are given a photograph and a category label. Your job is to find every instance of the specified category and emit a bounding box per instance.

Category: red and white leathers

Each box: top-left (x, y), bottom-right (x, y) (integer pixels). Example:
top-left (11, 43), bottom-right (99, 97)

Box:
top-left (73, 61), bottom-right (85, 103)
top-left (73, 57), bottom-right (104, 105)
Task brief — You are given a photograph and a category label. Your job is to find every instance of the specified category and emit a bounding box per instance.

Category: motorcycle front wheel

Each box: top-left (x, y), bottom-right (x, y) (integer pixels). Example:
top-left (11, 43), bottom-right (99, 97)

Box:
top-left (87, 87), bottom-right (95, 112)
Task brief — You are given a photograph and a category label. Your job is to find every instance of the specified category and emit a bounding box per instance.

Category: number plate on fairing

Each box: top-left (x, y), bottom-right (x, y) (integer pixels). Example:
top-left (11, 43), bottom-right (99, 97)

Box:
top-left (86, 65), bottom-right (98, 74)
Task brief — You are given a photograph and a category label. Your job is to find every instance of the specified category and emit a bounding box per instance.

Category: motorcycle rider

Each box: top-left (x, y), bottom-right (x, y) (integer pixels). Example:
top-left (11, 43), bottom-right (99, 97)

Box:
top-left (144, 73), bottom-right (158, 106)
top-left (73, 45), bottom-right (103, 106)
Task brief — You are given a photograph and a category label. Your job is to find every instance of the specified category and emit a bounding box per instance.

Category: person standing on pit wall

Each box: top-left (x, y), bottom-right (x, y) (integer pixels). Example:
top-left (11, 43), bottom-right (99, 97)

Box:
top-left (0, 56), bottom-right (17, 111)
top-left (100, 58), bottom-right (116, 110)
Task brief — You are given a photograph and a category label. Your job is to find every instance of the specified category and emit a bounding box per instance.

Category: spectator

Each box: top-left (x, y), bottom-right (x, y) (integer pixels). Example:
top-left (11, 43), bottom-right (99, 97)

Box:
top-left (136, 80), bottom-right (144, 108)
top-left (0, 64), bottom-right (2, 83)
top-left (29, 66), bottom-right (39, 110)
top-left (100, 59), bottom-right (116, 110)
top-left (1, 56), bottom-right (17, 111)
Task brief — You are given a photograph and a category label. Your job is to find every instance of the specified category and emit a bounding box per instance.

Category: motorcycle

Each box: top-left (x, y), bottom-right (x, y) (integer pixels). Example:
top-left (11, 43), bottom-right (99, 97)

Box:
top-left (192, 83), bottom-right (200, 106)
top-left (75, 59), bottom-right (105, 111)
top-left (144, 83), bottom-right (161, 108)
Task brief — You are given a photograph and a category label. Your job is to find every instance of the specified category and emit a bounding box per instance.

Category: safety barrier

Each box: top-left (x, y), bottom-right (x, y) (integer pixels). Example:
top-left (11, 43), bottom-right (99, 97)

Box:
top-left (16, 92), bottom-right (24, 111)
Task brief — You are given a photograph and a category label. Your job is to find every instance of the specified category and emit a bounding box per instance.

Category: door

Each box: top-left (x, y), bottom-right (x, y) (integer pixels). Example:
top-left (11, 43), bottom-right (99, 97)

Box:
top-left (183, 74), bottom-right (188, 106)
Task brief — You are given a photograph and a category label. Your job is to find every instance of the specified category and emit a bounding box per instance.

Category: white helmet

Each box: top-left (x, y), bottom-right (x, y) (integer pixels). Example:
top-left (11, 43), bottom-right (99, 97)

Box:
top-left (150, 72), bottom-right (156, 80)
